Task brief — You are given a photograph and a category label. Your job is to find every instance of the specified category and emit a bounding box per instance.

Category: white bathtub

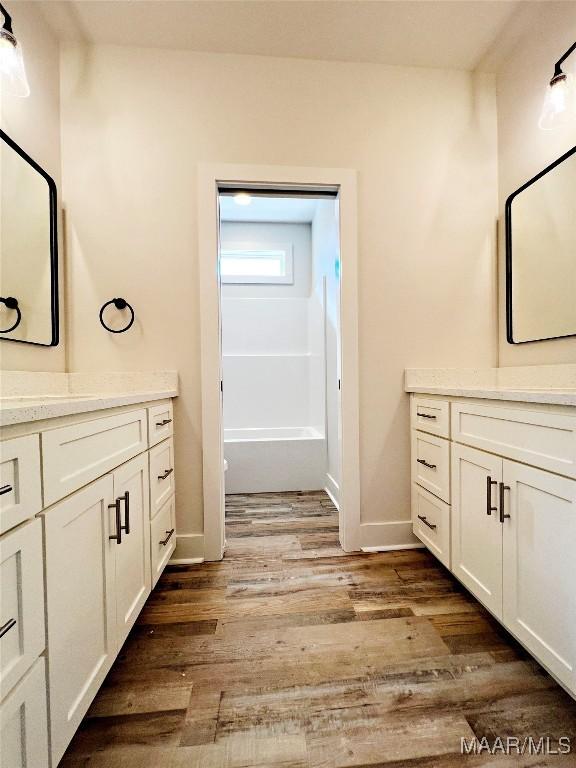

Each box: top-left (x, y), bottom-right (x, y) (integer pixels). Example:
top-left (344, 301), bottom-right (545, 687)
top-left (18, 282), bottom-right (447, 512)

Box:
top-left (224, 426), bottom-right (326, 494)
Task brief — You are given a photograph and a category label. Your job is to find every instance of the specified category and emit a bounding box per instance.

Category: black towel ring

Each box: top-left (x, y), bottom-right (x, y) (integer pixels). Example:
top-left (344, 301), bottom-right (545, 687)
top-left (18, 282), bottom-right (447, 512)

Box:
top-left (99, 298), bottom-right (135, 334)
top-left (0, 297), bottom-right (22, 333)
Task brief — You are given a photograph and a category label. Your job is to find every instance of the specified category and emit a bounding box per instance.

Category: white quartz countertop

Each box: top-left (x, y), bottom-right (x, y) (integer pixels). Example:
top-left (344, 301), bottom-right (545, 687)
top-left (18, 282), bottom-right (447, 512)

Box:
top-left (0, 371), bottom-right (178, 427)
top-left (405, 366), bottom-right (576, 406)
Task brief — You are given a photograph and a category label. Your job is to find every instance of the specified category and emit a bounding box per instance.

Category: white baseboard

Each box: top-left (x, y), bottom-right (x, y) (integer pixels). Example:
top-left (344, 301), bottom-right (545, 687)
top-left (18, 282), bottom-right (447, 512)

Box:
top-left (360, 520), bottom-right (421, 550)
top-left (324, 473), bottom-right (340, 510)
top-left (361, 544), bottom-right (425, 552)
top-left (173, 532), bottom-right (204, 561)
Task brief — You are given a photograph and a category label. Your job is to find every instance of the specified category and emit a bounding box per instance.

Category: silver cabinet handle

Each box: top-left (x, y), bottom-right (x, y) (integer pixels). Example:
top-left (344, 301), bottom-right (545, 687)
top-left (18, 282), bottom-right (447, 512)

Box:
top-left (160, 528), bottom-right (175, 546)
top-left (0, 618), bottom-right (17, 638)
top-left (158, 468), bottom-right (174, 481)
top-left (417, 458), bottom-right (437, 470)
top-left (155, 418), bottom-right (172, 427)
top-left (417, 413), bottom-right (437, 420)
top-left (417, 515), bottom-right (437, 531)
top-left (486, 475), bottom-right (497, 516)
top-left (0, 484), bottom-right (12, 496)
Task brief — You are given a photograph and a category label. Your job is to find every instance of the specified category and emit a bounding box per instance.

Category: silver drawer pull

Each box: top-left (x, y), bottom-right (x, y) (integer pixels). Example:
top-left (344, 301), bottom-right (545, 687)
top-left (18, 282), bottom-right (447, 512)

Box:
top-left (0, 484), bottom-right (13, 496)
top-left (417, 515), bottom-right (437, 531)
top-left (160, 528), bottom-right (175, 546)
top-left (158, 468), bottom-right (174, 481)
top-left (417, 458), bottom-right (437, 470)
top-left (156, 418), bottom-right (172, 427)
top-left (417, 413), bottom-right (437, 420)
top-left (0, 618), bottom-right (17, 638)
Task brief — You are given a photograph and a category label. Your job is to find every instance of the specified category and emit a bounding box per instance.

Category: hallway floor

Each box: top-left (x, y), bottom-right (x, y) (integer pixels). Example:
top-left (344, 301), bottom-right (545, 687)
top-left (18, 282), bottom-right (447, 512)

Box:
top-left (61, 491), bottom-right (576, 767)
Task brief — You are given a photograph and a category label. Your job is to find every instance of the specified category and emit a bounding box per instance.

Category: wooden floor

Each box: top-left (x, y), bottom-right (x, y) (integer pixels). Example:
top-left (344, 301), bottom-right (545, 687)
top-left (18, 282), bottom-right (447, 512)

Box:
top-left (61, 490), bottom-right (576, 767)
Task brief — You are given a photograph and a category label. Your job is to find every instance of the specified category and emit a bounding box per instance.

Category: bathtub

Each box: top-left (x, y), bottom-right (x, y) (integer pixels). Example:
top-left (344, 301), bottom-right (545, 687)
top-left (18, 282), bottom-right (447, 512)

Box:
top-left (223, 427), bottom-right (326, 494)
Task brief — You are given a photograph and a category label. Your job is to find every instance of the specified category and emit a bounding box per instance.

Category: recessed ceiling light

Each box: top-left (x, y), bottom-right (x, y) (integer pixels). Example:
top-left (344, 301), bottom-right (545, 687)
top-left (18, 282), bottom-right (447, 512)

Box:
top-left (233, 192), bottom-right (252, 206)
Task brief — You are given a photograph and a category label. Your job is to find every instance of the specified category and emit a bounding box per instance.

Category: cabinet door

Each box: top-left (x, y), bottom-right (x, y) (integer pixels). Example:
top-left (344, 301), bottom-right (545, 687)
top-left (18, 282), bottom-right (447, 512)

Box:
top-left (113, 454), bottom-right (151, 646)
top-left (0, 657), bottom-right (49, 768)
top-left (451, 443), bottom-right (503, 618)
top-left (44, 475), bottom-right (117, 766)
top-left (0, 518), bottom-right (45, 698)
top-left (503, 460), bottom-right (576, 694)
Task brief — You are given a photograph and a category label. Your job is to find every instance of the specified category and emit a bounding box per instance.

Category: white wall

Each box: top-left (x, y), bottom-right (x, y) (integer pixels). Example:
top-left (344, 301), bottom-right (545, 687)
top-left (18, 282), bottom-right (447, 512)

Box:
top-left (221, 221), bottom-right (319, 434)
top-left (0, 1), bottom-right (64, 372)
top-left (311, 199), bottom-right (340, 503)
top-left (60, 45), bottom-right (498, 551)
top-left (494, 1), bottom-right (576, 365)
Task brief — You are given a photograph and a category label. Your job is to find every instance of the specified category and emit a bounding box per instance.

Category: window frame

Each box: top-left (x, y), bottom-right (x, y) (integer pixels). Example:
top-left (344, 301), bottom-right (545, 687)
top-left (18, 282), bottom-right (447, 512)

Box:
top-left (219, 242), bottom-right (294, 285)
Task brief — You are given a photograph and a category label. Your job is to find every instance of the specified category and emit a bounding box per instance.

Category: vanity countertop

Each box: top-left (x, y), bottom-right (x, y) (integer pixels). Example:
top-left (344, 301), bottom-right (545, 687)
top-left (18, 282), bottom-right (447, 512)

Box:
top-left (405, 365), bottom-right (576, 407)
top-left (0, 371), bottom-right (178, 427)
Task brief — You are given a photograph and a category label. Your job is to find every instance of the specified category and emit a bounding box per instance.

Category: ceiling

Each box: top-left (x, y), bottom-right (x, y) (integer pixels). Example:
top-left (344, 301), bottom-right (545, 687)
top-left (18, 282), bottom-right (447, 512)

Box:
top-left (40, 0), bottom-right (522, 71)
top-left (219, 195), bottom-right (320, 224)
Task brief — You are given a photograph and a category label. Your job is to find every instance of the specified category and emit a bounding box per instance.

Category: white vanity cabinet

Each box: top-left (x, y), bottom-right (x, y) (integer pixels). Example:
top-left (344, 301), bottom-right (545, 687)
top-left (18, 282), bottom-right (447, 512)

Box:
top-left (0, 395), bottom-right (177, 767)
top-left (411, 393), bottom-right (576, 700)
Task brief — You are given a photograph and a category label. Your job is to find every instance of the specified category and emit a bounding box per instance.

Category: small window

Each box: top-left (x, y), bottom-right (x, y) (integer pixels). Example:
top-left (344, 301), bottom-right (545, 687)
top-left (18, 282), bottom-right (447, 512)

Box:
top-left (220, 243), bottom-right (293, 284)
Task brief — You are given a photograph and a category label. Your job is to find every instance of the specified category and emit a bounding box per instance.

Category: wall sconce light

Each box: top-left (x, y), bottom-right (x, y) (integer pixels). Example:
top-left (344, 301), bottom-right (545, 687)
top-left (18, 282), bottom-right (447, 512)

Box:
top-left (539, 41), bottom-right (576, 130)
top-left (0, 2), bottom-right (30, 98)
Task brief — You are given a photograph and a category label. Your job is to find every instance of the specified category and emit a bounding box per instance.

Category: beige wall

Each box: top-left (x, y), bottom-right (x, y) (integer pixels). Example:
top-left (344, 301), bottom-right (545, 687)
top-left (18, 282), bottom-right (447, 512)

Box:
top-left (496, 1), bottom-right (576, 366)
top-left (0, 1), bottom-right (64, 372)
top-left (60, 45), bottom-right (498, 544)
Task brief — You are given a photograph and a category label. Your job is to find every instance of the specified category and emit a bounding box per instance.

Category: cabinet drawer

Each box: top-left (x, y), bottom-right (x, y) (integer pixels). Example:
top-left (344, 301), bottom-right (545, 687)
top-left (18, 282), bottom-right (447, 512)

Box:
top-left (451, 401), bottom-right (576, 479)
top-left (410, 396), bottom-right (450, 438)
top-left (150, 496), bottom-right (176, 587)
top-left (148, 401), bottom-right (173, 448)
top-left (411, 483), bottom-right (450, 569)
top-left (42, 409), bottom-right (148, 505)
top-left (0, 657), bottom-right (49, 768)
top-left (0, 518), bottom-right (45, 698)
top-left (149, 438), bottom-right (175, 518)
top-left (411, 430), bottom-right (450, 503)
top-left (0, 435), bottom-right (42, 535)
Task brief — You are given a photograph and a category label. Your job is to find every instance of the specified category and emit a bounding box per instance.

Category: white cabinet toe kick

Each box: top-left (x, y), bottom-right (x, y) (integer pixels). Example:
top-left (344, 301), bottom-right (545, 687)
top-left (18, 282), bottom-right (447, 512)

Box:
top-left (0, 397), bottom-right (176, 767)
top-left (411, 393), bottom-right (576, 701)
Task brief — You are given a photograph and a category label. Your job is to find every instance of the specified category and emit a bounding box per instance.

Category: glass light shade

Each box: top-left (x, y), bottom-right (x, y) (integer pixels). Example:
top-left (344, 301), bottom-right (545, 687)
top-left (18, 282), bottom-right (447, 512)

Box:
top-left (539, 73), bottom-right (575, 130)
top-left (0, 28), bottom-right (30, 98)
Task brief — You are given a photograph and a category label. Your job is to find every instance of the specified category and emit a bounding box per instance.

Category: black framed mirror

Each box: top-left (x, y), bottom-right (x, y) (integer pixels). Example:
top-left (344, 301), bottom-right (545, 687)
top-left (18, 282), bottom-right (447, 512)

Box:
top-left (0, 129), bottom-right (59, 346)
top-left (506, 145), bottom-right (576, 345)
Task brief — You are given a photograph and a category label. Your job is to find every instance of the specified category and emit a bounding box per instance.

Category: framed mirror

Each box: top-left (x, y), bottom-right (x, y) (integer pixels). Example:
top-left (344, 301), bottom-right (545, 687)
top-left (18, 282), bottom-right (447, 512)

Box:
top-left (506, 145), bottom-right (576, 344)
top-left (0, 129), bottom-right (59, 346)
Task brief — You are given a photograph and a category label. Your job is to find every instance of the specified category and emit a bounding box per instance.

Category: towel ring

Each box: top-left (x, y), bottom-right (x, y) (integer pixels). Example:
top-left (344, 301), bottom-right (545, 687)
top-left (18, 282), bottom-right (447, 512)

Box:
top-left (0, 297), bottom-right (22, 333)
top-left (99, 298), bottom-right (135, 334)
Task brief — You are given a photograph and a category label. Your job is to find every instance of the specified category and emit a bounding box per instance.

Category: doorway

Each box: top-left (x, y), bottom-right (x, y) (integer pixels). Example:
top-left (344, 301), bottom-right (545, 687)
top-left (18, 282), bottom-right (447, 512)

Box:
top-left (218, 190), bottom-right (341, 541)
top-left (198, 164), bottom-right (360, 561)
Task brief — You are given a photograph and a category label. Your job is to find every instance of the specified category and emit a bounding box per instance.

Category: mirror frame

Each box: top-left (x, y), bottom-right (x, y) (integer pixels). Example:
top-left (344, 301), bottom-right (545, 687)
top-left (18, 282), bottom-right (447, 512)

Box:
top-left (0, 128), bottom-right (59, 347)
top-left (505, 143), bottom-right (576, 345)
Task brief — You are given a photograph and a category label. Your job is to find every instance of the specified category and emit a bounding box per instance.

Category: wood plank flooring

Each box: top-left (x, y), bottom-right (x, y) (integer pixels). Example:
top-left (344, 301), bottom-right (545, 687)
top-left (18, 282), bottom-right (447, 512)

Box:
top-left (60, 491), bottom-right (576, 767)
